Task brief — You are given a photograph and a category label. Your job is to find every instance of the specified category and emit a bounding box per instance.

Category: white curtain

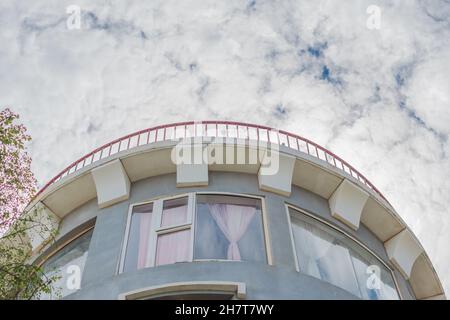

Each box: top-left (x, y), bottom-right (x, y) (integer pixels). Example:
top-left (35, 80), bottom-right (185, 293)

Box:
top-left (292, 217), bottom-right (361, 297)
top-left (155, 229), bottom-right (190, 266)
top-left (294, 219), bottom-right (333, 255)
top-left (207, 204), bottom-right (256, 260)
top-left (292, 219), bottom-right (333, 279)
top-left (137, 212), bottom-right (152, 269)
top-left (161, 204), bottom-right (187, 227)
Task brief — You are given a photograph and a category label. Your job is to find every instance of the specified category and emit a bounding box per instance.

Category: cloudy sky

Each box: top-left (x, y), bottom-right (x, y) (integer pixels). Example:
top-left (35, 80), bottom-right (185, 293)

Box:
top-left (1, 0), bottom-right (449, 294)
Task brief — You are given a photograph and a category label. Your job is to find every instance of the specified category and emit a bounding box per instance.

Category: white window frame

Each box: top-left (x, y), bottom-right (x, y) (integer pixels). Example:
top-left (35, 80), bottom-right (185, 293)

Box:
top-left (119, 193), bottom-right (193, 273)
top-left (153, 193), bottom-right (195, 267)
top-left (285, 203), bottom-right (403, 300)
top-left (119, 192), bottom-right (271, 273)
top-left (118, 281), bottom-right (246, 300)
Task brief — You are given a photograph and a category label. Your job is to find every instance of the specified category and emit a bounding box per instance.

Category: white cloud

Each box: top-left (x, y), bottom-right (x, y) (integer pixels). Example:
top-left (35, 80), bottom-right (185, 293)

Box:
top-left (405, 50), bottom-right (450, 136)
top-left (1, 0), bottom-right (449, 295)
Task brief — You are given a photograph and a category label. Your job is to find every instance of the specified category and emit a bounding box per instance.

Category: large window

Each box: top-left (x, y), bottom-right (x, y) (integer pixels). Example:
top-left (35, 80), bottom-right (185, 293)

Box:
top-left (40, 228), bottom-right (93, 299)
top-left (288, 207), bottom-right (399, 300)
top-left (121, 194), bottom-right (267, 272)
top-left (194, 195), bottom-right (266, 262)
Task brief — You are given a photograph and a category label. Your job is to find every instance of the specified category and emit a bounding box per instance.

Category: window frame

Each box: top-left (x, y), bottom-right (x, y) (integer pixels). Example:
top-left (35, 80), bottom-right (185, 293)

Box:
top-left (285, 203), bottom-right (402, 300)
top-left (154, 194), bottom-right (195, 267)
top-left (119, 192), bottom-right (272, 273)
top-left (119, 193), bottom-right (193, 272)
top-left (119, 200), bottom-right (153, 273)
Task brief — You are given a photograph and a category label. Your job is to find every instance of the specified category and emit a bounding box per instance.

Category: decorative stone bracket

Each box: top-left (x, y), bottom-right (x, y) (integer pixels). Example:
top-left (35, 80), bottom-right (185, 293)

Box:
top-left (91, 159), bottom-right (131, 208)
top-left (385, 229), bottom-right (424, 279)
top-left (175, 143), bottom-right (209, 187)
top-left (329, 179), bottom-right (369, 230)
top-left (258, 151), bottom-right (296, 197)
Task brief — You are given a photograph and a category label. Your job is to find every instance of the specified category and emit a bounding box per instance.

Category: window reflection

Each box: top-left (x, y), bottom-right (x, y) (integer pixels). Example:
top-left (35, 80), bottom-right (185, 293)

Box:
top-left (40, 229), bottom-right (93, 299)
top-left (289, 208), bottom-right (399, 300)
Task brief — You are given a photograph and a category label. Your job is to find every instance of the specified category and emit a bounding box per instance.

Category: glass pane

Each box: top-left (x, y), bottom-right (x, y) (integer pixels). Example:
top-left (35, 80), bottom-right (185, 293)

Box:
top-left (350, 252), bottom-right (379, 299)
top-left (379, 274), bottom-right (401, 300)
top-left (289, 208), bottom-right (400, 300)
top-left (194, 195), bottom-right (266, 262)
top-left (161, 197), bottom-right (188, 227)
top-left (155, 229), bottom-right (191, 266)
top-left (41, 228), bottom-right (93, 299)
top-left (350, 249), bottom-right (399, 300)
top-left (123, 203), bottom-right (153, 272)
top-left (290, 216), bottom-right (360, 297)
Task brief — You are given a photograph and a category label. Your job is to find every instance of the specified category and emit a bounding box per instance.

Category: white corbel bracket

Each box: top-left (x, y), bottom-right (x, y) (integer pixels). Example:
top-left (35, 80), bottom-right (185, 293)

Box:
top-left (385, 229), bottom-right (424, 279)
top-left (175, 142), bottom-right (209, 187)
top-left (91, 159), bottom-right (131, 208)
top-left (258, 151), bottom-right (295, 197)
top-left (329, 179), bottom-right (369, 230)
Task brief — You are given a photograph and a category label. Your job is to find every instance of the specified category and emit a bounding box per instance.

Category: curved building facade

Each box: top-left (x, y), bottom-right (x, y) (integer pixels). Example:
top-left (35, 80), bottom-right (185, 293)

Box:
top-left (26, 121), bottom-right (445, 300)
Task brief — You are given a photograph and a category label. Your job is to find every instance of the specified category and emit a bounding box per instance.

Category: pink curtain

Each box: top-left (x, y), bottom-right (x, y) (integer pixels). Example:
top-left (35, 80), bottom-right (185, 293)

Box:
top-left (161, 204), bottom-right (187, 227)
top-left (208, 204), bottom-right (256, 260)
top-left (155, 229), bottom-right (191, 266)
top-left (137, 212), bottom-right (152, 269)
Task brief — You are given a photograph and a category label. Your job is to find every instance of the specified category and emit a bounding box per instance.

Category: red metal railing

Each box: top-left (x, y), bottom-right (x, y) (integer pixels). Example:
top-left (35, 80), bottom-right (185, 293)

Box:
top-left (35, 121), bottom-right (388, 203)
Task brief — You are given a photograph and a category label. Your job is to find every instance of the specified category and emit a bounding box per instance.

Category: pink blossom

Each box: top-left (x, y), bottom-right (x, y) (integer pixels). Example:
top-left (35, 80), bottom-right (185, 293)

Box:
top-left (0, 108), bottom-right (37, 233)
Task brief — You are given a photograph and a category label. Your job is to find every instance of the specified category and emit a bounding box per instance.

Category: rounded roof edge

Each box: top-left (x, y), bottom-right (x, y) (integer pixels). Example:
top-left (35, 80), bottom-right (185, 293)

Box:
top-left (35, 120), bottom-right (388, 202)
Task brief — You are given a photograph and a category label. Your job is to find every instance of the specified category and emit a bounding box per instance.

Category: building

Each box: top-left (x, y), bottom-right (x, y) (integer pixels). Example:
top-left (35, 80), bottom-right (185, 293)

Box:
top-left (25, 121), bottom-right (445, 300)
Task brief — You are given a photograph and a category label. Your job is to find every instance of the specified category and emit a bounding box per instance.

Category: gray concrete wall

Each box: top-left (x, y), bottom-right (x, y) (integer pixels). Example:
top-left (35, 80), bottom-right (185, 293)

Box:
top-left (57, 198), bottom-right (98, 240)
top-left (56, 171), bottom-right (415, 300)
